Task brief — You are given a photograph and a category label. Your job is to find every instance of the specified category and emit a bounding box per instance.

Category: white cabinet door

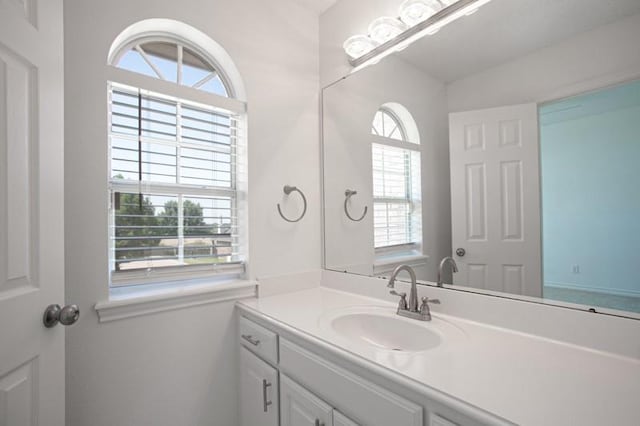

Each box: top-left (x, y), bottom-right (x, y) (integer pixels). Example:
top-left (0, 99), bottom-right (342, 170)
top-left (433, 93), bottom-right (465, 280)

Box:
top-left (334, 410), bottom-right (359, 426)
top-left (0, 1), bottom-right (65, 425)
top-left (449, 103), bottom-right (542, 297)
top-left (240, 347), bottom-right (279, 426)
top-left (281, 374), bottom-right (333, 426)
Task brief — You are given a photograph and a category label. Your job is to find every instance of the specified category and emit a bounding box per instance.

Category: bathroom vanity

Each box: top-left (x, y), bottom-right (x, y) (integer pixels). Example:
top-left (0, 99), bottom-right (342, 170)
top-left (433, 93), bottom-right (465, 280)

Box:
top-left (236, 282), bottom-right (640, 426)
top-left (237, 1), bottom-right (640, 425)
top-left (236, 290), bottom-right (504, 426)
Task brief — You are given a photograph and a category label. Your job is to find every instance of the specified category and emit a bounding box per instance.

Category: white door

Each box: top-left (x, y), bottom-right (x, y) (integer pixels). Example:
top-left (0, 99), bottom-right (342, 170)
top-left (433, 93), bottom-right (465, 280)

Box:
top-left (449, 103), bottom-right (542, 297)
top-left (0, 1), bottom-right (66, 425)
top-left (334, 410), bottom-right (359, 426)
top-left (239, 347), bottom-right (279, 426)
top-left (281, 375), bottom-right (333, 426)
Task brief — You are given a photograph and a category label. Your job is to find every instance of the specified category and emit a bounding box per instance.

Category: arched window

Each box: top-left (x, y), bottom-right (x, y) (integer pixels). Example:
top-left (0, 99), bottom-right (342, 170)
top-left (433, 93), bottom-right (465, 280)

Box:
top-left (371, 103), bottom-right (422, 251)
top-left (107, 20), bottom-right (246, 286)
top-left (113, 39), bottom-right (231, 97)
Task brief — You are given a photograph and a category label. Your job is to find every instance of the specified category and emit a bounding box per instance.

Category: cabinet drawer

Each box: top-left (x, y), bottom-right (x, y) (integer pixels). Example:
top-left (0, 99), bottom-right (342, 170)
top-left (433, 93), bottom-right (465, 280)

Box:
top-left (239, 316), bottom-right (278, 364)
top-left (279, 338), bottom-right (422, 426)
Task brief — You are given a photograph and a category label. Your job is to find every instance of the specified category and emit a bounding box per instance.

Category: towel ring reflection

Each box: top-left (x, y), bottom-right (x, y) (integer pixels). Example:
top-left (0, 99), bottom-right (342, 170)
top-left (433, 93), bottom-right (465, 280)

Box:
top-left (277, 185), bottom-right (307, 223)
top-left (344, 189), bottom-right (368, 222)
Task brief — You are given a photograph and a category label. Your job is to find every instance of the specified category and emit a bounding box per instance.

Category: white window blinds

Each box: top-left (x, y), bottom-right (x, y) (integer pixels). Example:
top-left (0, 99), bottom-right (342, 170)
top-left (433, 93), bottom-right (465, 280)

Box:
top-left (372, 144), bottom-right (422, 248)
top-left (108, 83), bottom-right (245, 285)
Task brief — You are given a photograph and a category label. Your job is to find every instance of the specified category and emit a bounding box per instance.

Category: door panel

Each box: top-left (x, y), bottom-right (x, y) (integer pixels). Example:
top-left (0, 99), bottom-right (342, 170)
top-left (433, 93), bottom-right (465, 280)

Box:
top-left (449, 104), bottom-right (541, 297)
top-left (280, 375), bottom-right (332, 426)
top-left (0, 1), bottom-right (65, 424)
top-left (0, 360), bottom-right (37, 426)
top-left (239, 347), bottom-right (279, 426)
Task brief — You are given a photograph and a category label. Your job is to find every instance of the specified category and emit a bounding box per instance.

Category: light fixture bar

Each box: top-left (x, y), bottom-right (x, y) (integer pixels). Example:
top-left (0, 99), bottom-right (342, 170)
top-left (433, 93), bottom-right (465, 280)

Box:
top-left (350, 0), bottom-right (493, 72)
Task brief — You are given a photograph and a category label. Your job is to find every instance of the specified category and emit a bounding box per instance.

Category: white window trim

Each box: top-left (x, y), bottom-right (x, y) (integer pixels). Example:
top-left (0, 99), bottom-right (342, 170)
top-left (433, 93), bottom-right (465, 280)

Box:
top-left (373, 254), bottom-right (430, 277)
top-left (95, 279), bottom-right (257, 323)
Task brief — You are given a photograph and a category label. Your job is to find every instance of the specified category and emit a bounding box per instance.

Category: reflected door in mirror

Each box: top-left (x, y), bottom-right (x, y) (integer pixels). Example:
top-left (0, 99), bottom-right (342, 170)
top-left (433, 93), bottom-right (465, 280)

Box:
top-left (449, 103), bottom-right (542, 297)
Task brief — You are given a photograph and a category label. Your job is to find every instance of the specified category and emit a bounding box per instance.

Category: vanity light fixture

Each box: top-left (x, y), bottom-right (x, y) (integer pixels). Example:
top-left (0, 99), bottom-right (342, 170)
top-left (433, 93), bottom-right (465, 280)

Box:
top-left (399, 0), bottom-right (443, 27)
top-left (345, 0), bottom-right (494, 72)
top-left (343, 35), bottom-right (380, 60)
top-left (368, 17), bottom-right (408, 44)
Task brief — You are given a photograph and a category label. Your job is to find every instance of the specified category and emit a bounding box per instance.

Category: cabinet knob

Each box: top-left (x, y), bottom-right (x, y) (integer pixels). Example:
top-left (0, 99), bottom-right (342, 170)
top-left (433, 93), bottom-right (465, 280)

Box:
top-left (241, 334), bottom-right (260, 346)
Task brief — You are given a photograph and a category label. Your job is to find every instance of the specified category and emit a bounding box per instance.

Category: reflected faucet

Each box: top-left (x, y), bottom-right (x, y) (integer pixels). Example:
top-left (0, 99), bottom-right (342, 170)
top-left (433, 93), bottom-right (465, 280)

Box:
top-left (437, 257), bottom-right (458, 287)
top-left (388, 264), bottom-right (439, 321)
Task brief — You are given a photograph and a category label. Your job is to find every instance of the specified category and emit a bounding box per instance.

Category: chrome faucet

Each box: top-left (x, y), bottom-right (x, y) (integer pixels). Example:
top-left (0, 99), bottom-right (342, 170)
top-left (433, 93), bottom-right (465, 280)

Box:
top-left (387, 264), bottom-right (439, 321)
top-left (437, 257), bottom-right (458, 287)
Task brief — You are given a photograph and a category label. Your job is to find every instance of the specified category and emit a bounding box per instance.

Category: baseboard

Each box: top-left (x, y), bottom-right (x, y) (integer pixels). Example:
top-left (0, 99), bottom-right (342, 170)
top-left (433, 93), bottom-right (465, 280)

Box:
top-left (544, 281), bottom-right (640, 298)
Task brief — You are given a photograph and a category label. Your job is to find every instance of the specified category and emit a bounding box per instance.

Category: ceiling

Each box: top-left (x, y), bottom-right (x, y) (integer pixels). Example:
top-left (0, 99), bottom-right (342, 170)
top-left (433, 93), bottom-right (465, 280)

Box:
top-left (395, 0), bottom-right (640, 82)
top-left (293, 0), bottom-right (339, 14)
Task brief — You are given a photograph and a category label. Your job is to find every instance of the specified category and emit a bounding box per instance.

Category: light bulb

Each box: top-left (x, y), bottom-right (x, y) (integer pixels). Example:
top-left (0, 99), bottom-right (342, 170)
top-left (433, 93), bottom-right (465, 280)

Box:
top-left (399, 0), bottom-right (442, 27)
top-left (368, 17), bottom-right (408, 44)
top-left (343, 35), bottom-right (379, 60)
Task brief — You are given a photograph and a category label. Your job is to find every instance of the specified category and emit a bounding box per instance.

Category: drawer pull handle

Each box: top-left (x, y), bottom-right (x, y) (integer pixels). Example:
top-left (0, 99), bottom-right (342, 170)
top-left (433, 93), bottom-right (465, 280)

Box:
top-left (241, 334), bottom-right (260, 346)
top-left (262, 379), bottom-right (272, 412)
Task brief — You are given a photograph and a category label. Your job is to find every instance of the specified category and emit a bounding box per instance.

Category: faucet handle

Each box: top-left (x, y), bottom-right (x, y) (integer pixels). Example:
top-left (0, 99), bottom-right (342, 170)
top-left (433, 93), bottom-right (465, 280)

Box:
top-left (419, 297), bottom-right (440, 316)
top-left (390, 290), bottom-right (408, 310)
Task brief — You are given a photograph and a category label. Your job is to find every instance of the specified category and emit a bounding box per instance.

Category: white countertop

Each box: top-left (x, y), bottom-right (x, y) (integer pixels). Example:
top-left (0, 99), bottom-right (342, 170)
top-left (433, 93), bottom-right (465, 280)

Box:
top-left (238, 286), bottom-right (640, 426)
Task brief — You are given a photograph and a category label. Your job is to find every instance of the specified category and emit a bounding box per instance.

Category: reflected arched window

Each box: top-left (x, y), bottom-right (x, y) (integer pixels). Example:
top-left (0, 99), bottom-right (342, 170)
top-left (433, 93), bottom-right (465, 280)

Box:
top-left (372, 108), bottom-right (407, 141)
top-left (371, 103), bottom-right (422, 252)
top-left (107, 19), bottom-right (247, 287)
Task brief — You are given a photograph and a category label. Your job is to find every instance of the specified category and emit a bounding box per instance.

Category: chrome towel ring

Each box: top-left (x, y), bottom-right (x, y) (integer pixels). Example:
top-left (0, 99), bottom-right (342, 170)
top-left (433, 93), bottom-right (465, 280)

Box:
top-left (344, 189), bottom-right (368, 222)
top-left (277, 185), bottom-right (307, 223)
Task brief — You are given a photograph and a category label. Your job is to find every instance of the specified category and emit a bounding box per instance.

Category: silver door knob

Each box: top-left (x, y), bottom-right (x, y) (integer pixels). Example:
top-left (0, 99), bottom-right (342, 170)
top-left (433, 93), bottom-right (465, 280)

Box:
top-left (43, 304), bottom-right (80, 328)
top-left (455, 248), bottom-right (466, 257)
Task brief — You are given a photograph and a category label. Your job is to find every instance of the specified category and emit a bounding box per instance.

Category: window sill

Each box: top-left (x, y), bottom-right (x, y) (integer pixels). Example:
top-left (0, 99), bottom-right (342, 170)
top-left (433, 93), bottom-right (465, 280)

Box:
top-left (94, 278), bottom-right (257, 323)
top-left (373, 253), bottom-right (429, 276)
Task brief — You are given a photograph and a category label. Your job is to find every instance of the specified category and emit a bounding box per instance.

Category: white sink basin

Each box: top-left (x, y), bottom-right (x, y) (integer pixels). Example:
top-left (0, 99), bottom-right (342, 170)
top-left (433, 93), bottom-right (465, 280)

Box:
top-left (319, 306), bottom-right (463, 353)
top-left (331, 312), bottom-right (441, 352)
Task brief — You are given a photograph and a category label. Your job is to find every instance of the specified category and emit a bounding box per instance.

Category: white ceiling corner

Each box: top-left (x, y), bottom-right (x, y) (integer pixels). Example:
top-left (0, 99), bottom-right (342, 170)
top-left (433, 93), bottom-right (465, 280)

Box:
top-left (292, 0), bottom-right (339, 14)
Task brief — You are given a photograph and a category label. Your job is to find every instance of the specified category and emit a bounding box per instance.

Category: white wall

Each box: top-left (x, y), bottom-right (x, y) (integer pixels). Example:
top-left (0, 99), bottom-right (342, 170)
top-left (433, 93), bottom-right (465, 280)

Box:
top-left (540, 87), bottom-right (640, 297)
top-left (446, 13), bottom-right (640, 112)
top-left (64, 1), bottom-right (319, 425)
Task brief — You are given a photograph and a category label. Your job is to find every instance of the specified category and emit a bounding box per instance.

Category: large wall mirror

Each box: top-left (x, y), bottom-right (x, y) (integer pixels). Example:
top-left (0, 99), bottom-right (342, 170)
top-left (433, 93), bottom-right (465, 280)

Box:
top-left (322, 0), bottom-right (640, 319)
